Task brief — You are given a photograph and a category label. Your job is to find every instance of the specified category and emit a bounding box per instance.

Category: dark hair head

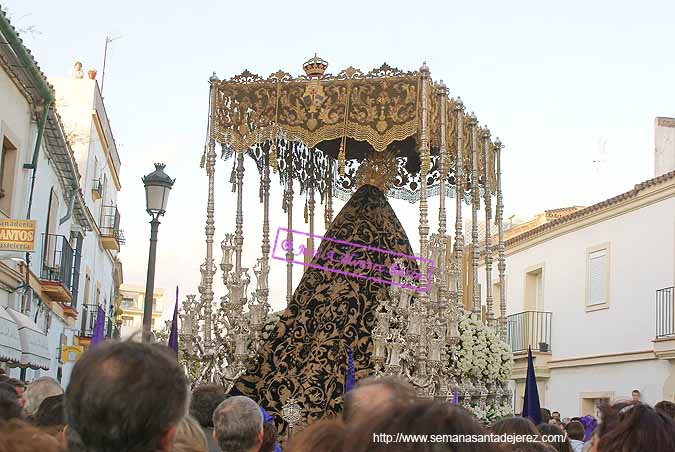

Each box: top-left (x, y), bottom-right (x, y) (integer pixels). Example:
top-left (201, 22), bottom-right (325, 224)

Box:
top-left (34, 394), bottom-right (65, 428)
top-left (5, 378), bottom-right (25, 389)
top-left (540, 408), bottom-right (551, 424)
top-left (537, 423), bottom-right (572, 452)
top-left (189, 384), bottom-right (227, 428)
top-left (0, 384), bottom-right (21, 422)
top-left (596, 402), bottom-right (675, 452)
top-left (345, 399), bottom-right (493, 451)
top-left (655, 400), bottom-right (675, 420)
top-left (288, 418), bottom-right (345, 452)
top-left (564, 420), bottom-right (584, 441)
top-left (631, 389), bottom-right (640, 395)
top-left (65, 340), bottom-right (189, 452)
top-left (342, 375), bottom-right (416, 423)
top-left (260, 420), bottom-right (278, 452)
top-left (492, 416), bottom-right (541, 438)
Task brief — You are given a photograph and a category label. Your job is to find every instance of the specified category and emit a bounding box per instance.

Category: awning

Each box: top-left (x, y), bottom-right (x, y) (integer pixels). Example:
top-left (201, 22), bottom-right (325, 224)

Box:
top-left (0, 306), bottom-right (22, 365)
top-left (6, 308), bottom-right (51, 370)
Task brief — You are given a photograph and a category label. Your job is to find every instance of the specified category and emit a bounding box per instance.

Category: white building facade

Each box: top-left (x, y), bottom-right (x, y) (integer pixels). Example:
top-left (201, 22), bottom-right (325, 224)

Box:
top-left (0, 9), bottom-right (123, 386)
top-left (478, 167), bottom-right (675, 418)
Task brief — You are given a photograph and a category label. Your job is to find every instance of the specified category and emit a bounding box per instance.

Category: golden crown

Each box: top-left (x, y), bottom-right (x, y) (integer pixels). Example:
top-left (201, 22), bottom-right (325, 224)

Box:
top-left (303, 54), bottom-right (328, 78)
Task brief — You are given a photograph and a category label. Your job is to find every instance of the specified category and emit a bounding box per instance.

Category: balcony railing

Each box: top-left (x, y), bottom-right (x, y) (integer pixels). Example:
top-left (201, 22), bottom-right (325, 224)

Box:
top-left (40, 234), bottom-right (75, 302)
top-left (79, 304), bottom-right (98, 338)
top-left (656, 286), bottom-right (674, 339)
top-left (506, 310), bottom-right (552, 353)
top-left (100, 205), bottom-right (125, 251)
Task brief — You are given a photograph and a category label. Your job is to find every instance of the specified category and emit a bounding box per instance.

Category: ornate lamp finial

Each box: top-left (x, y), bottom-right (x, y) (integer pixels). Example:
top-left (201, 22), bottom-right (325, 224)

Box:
top-left (303, 54), bottom-right (328, 79)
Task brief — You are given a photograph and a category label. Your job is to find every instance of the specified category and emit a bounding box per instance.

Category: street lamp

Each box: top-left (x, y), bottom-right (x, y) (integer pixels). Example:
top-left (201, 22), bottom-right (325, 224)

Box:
top-left (142, 163), bottom-right (175, 341)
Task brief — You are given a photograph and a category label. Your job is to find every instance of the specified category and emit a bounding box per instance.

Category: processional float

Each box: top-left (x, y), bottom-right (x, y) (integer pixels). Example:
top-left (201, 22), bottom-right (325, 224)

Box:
top-left (179, 55), bottom-right (512, 427)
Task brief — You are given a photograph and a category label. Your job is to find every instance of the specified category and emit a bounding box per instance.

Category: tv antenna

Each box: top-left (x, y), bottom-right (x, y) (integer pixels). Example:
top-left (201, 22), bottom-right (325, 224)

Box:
top-left (101, 35), bottom-right (122, 94)
top-left (592, 137), bottom-right (608, 175)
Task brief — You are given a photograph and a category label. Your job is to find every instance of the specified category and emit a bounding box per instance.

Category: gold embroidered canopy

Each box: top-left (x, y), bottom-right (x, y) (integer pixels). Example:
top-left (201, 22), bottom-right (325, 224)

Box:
top-left (210, 55), bottom-right (499, 198)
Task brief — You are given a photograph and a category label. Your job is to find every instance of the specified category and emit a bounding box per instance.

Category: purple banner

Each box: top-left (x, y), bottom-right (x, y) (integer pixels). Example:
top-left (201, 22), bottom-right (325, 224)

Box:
top-left (272, 227), bottom-right (434, 292)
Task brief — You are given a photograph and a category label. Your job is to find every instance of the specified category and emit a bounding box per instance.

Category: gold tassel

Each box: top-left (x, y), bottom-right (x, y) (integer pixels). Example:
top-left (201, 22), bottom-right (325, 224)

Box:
top-left (269, 141), bottom-right (279, 174)
top-left (304, 199), bottom-right (308, 223)
top-left (338, 140), bottom-right (346, 176)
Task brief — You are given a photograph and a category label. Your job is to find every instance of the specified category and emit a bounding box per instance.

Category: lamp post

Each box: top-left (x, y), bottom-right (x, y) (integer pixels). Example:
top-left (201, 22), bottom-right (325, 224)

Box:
top-left (142, 163), bottom-right (175, 341)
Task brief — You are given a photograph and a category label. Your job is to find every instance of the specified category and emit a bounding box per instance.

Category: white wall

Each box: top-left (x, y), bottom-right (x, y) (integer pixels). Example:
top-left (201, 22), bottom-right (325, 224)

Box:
top-left (480, 195), bottom-right (675, 359)
top-left (546, 360), bottom-right (671, 418)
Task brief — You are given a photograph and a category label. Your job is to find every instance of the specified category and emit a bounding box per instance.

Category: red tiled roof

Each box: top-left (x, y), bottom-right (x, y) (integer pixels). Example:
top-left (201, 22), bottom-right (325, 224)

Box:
top-left (506, 170), bottom-right (675, 247)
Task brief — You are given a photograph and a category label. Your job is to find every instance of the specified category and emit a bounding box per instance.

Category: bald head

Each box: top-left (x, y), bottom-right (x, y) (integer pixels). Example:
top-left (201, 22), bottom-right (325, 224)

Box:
top-left (342, 376), bottom-right (416, 423)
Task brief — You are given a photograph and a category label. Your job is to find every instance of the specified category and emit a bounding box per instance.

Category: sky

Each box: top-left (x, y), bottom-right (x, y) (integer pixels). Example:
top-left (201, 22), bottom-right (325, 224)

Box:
top-left (3, 0), bottom-right (674, 318)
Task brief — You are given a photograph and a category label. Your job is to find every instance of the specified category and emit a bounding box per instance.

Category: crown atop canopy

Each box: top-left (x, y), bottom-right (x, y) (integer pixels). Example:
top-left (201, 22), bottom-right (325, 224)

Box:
top-left (303, 54), bottom-right (329, 79)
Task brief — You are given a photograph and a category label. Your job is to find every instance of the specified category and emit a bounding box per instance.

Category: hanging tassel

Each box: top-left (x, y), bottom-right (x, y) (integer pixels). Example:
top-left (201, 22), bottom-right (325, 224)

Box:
top-left (230, 161), bottom-right (237, 192)
top-left (270, 140), bottom-right (279, 174)
top-left (338, 140), bottom-right (346, 177)
top-left (282, 191), bottom-right (288, 213)
top-left (304, 199), bottom-right (308, 224)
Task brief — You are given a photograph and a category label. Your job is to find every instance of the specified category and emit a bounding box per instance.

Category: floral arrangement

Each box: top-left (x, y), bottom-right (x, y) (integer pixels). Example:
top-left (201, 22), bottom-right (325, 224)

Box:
top-left (262, 310), bottom-right (283, 340)
top-left (456, 313), bottom-right (513, 385)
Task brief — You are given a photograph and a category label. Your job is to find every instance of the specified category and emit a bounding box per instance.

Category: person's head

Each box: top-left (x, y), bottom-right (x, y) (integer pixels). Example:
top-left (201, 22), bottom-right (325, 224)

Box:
top-left (0, 383), bottom-right (22, 422)
top-left (0, 419), bottom-right (64, 452)
top-left (173, 415), bottom-right (208, 452)
top-left (346, 400), bottom-right (494, 451)
top-left (5, 378), bottom-right (25, 408)
top-left (65, 340), bottom-right (189, 452)
top-left (259, 406), bottom-right (277, 452)
top-left (595, 402), bottom-right (675, 452)
top-left (631, 389), bottom-right (640, 402)
top-left (34, 394), bottom-right (66, 436)
top-left (540, 408), bottom-right (551, 424)
top-left (654, 400), bottom-right (675, 420)
top-left (565, 420), bottom-right (585, 442)
top-left (537, 423), bottom-right (572, 452)
top-left (342, 375), bottom-right (416, 423)
top-left (287, 418), bottom-right (345, 452)
top-left (189, 384), bottom-right (227, 429)
top-left (24, 376), bottom-right (64, 416)
top-left (492, 416), bottom-right (541, 438)
top-left (212, 395), bottom-right (263, 452)
top-left (551, 411), bottom-right (560, 421)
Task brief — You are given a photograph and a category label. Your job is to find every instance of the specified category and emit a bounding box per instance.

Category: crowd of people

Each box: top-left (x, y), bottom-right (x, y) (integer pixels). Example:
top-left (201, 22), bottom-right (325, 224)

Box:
top-left (1, 340), bottom-right (674, 451)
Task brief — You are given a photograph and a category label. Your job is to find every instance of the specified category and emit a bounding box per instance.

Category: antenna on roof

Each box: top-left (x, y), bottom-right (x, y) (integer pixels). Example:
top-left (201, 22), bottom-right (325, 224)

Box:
top-left (101, 34), bottom-right (122, 95)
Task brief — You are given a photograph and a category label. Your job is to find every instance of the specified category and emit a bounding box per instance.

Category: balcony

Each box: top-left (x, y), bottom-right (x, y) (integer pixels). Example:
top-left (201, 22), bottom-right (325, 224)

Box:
top-left (506, 310), bottom-right (552, 353)
top-left (91, 178), bottom-right (103, 201)
top-left (100, 205), bottom-right (125, 251)
top-left (39, 234), bottom-right (74, 303)
top-left (656, 286), bottom-right (674, 339)
top-left (78, 304), bottom-right (99, 338)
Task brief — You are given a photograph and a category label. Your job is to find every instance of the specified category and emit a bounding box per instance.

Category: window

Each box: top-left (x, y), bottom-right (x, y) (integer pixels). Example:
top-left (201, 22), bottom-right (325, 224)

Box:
top-left (524, 265), bottom-right (544, 311)
top-left (586, 244), bottom-right (610, 310)
top-left (0, 136), bottom-right (18, 214)
top-left (122, 316), bottom-right (134, 327)
top-left (83, 273), bottom-right (91, 306)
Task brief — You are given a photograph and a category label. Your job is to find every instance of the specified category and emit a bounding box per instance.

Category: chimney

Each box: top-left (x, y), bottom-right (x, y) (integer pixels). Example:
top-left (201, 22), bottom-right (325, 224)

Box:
top-left (87, 68), bottom-right (98, 80)
top-left (655, 117), bottom-right (675, 177)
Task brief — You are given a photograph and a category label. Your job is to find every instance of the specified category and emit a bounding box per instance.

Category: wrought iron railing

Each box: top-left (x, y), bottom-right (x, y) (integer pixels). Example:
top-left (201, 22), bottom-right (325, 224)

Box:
top-left (656, 286), bottom-right (674, 339)
top-left (506, 310), bottom-right (552, 353)
top-left (79, 304), bottom-right (98, 337)
top-left (40, 234), bottom-right (75, 293)
top-left (100, 204), bottom-right (126, 244)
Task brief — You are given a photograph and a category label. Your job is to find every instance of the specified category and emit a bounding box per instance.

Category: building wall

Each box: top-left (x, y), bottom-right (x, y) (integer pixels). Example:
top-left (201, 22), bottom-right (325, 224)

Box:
top-left (484, 196), bottom-right (675, 358)
top-left (546, 360), bottom-right (671, 417)
top-left (119, 284), bottom-right (165, 339)
top-left (478, 188), bottom-right (675, 413)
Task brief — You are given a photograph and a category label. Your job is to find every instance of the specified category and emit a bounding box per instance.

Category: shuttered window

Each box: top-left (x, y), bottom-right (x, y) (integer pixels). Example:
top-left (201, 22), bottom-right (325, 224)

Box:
top-left (588, 248), bottom-right (607, 305)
